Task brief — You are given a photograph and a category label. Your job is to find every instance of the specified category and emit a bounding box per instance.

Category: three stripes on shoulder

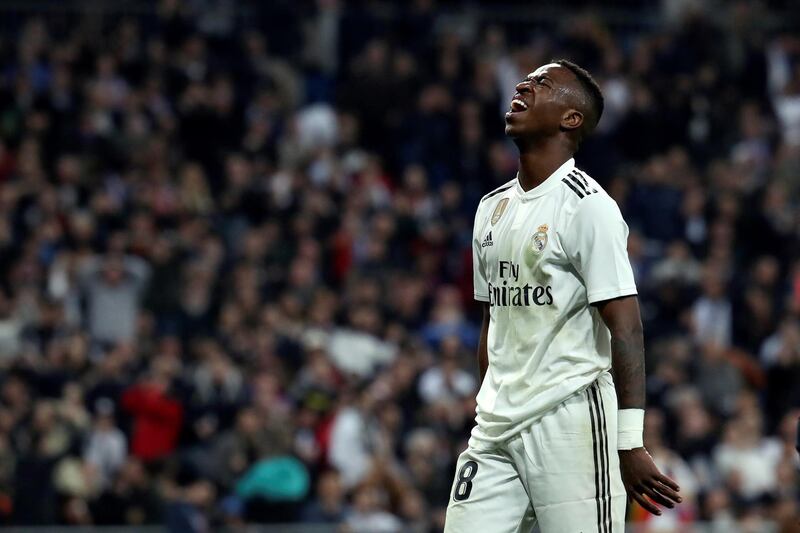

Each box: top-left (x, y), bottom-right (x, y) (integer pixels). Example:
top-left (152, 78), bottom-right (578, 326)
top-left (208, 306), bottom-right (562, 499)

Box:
top-left (562, 170), bottom-right (597, 199)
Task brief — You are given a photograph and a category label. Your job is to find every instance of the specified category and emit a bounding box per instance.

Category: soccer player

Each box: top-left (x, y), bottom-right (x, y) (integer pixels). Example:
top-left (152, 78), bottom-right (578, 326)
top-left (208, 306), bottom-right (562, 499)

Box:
top-left (444, 60), bottom-right (682, 532)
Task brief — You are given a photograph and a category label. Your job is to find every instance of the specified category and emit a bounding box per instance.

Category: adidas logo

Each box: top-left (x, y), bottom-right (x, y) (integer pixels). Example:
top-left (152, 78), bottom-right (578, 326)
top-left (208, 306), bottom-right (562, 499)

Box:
top-left (481, 231), bottom-right (494, 248)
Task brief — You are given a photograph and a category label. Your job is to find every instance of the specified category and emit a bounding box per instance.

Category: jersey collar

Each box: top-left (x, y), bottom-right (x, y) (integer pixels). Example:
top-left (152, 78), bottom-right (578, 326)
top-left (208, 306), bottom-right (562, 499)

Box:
top-left (514, 158), bottom-right (575, 201)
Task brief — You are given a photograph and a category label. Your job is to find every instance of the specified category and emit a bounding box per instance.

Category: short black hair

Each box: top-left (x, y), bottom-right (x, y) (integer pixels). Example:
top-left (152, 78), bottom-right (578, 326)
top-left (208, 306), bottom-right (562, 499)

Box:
top-left (552, 59), bottom-right (604, 135)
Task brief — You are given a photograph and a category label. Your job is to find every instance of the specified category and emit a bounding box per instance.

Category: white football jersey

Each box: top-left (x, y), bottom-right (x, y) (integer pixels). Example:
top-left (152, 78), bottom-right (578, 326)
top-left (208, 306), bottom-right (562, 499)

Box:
top-left (471, 158), bottom-right (637, 445)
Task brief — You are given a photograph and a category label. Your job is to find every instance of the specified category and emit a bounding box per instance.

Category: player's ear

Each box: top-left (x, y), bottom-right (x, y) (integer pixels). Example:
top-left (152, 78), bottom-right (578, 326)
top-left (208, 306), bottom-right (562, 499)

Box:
top-left (560, 109), bottom-right (584, 132)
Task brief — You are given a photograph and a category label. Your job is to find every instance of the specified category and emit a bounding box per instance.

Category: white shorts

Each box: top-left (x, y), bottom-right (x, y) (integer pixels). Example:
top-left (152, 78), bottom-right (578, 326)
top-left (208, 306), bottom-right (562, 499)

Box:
top-left (445, 373), bottom-right (626, 533)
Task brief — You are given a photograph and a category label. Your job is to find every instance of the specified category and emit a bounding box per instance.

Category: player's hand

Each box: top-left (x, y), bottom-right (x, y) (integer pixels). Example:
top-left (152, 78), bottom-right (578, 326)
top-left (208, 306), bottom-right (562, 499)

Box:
top-left (618, 447), bottom-right (681, 515)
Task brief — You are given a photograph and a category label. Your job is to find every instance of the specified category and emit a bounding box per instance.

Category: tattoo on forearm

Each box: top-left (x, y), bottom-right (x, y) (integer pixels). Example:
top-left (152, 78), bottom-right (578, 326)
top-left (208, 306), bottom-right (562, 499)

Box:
top-left (611, 332), bottom-right (645, 409)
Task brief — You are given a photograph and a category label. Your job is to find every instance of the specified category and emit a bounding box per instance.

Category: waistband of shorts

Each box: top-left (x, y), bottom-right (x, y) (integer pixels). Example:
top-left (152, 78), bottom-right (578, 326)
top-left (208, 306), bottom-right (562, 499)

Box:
top-left (468, 371), bottom-right (614, 450)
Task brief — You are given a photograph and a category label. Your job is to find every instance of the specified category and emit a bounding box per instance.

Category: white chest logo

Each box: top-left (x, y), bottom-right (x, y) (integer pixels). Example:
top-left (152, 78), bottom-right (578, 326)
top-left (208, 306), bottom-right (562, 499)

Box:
top-left (530, 224), bottom-right (549, 254)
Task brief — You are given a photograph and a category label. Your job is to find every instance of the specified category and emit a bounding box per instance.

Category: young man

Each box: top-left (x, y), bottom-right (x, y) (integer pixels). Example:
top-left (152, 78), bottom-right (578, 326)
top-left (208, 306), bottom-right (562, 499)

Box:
top-left (444, 60), bottom-right (682, 532)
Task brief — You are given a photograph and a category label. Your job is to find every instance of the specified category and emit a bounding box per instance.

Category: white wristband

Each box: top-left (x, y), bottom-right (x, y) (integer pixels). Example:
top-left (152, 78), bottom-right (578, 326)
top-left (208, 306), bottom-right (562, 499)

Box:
top-left (617, 409), bottom-right (644, 450)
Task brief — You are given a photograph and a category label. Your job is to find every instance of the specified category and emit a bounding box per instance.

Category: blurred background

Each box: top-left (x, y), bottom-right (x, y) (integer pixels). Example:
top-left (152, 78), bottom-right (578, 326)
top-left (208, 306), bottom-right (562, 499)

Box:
top-left (0, 0), bottom-right (797, 532)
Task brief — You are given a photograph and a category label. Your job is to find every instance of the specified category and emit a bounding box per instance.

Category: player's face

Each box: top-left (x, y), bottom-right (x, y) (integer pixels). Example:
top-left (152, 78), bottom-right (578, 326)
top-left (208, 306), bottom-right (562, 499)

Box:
top-left (504, 63), bottom-right (572, 139)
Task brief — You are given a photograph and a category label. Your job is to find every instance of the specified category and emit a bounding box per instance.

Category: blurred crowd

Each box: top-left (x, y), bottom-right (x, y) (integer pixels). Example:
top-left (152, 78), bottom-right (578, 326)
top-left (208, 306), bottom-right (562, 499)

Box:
top-left (0, 0), bottom-right (798, 531)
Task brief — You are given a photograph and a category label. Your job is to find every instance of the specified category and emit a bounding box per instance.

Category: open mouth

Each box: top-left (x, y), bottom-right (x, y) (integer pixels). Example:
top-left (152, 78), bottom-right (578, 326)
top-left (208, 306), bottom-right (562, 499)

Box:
top-left (509, 98), bottom-right (529, 113)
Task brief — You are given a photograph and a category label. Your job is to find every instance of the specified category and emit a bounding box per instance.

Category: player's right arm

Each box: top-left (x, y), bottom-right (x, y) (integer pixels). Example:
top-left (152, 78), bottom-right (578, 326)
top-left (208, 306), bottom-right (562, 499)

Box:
top-left (472, 202), bottom-right (490, 384)
top-left (477, 302), bottom-right (489, 383)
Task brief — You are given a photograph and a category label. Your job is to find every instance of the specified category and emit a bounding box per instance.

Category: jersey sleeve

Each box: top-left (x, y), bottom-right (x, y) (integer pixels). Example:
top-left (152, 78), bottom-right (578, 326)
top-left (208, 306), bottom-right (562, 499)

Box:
top-left (472, 208), bottom-right (490, 302)
top-left (561, 194), bottom-right (637, 304)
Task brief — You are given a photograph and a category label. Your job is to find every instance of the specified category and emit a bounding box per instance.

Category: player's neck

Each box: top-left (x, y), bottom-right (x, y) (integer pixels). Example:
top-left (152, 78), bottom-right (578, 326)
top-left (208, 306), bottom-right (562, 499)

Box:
top-left (516, 145), bottom-right (574, 192)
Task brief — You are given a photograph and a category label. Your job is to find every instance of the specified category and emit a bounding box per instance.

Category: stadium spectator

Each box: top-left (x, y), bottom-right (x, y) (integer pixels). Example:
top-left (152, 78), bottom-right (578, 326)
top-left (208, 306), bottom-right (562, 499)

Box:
top-left (77, 253), bottom-right (151, 345)
top-left (83, 398), bottom-right (127, 491)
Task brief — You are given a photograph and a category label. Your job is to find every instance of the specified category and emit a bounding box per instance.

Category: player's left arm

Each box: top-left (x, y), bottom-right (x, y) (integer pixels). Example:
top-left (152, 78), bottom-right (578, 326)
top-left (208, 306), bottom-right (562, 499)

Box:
top-left (563, 192), bottom-right (681, 515)
top-left (595, 296), bottom-right (682, 516)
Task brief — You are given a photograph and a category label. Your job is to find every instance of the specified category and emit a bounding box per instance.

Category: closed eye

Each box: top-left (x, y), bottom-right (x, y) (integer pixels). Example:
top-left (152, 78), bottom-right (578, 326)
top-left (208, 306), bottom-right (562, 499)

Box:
top-left (527, 76), bottom-right (550, 87)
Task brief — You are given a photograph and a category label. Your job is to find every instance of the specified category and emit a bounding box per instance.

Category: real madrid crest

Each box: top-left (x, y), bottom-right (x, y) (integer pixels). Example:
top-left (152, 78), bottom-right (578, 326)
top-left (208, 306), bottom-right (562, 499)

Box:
top-left (530, 224), bottom-right (549, 254)
top-left (491, 198), bottom-right (509, 225)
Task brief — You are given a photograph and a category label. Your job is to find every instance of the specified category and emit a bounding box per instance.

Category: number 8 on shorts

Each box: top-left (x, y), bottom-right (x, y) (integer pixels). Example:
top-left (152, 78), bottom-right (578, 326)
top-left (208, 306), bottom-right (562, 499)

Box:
top-left (453, 460), bottom-right (478, 501)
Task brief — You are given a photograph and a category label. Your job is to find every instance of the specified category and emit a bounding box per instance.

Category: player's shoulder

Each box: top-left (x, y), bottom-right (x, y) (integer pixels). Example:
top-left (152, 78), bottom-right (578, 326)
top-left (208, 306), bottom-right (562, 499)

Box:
top-left (473, 179), bottom-right (515, 234)
top-left (558, 167), bottom-right (607, 203)
top-left (558, 167), bottom-right (623, 227)
top-left (478, 178), bottom-right (516, 208)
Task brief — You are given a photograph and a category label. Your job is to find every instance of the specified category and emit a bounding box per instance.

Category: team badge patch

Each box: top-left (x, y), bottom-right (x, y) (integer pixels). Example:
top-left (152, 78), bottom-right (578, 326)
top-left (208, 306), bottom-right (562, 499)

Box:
top-left (491, 198), bottom-right (509, 225)
top-left (530, 224), bottom-right (549, 254)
